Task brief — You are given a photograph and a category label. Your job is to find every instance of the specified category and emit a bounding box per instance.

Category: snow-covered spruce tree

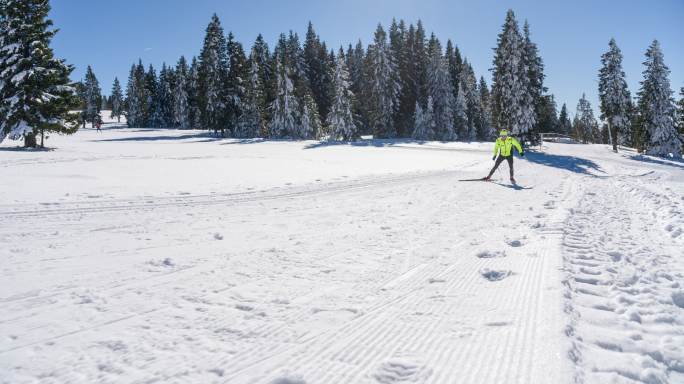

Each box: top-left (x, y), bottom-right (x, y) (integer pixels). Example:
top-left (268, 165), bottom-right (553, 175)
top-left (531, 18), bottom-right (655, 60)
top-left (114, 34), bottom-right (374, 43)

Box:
top-left (157, 63), bottom-right (174, 128)
top-left (459, 61), bottom-right (481, 141)
top-left (268, 57), bottom-right (299, 138)
top-left (251, 34), bottom-right (272, 119)
top-left (327, 51), bottom-right (357, 141)
top-left (347, 40), bottom-right (368, 131)
top-left (144, 64), bottom-right (162, 128)
top-left (173, 56), bottom-right (190, 128)
top-left (491, 10), bottom-right (529, 137)
top-left (535, 94), bottom-right (559, 134)
top-left (368, 24), bottom-right (401, 139)
top-left (227, 33), bottom-right (249, 136)
top-left (125, 61), bottom-right (146, 127)
top-left (198, 14), bottom-right (228, 135)
top-left (522, 20), bottom-right (542, 141)
top-left (678, 87), bottom-right (684, 138)
top-left (598, 38), bottom-right (632, 152)
top-left (558, 103), bottom-right (571, 135)
top-left (303, 22), bottom-right (329, 122)
top-left (0, 0), bottom-right (78, 147)
top-left (478, 77), bottom-right (495, 140)
top-left (574, 93), bottom-right (599, 143)
top-left (454, 82), bottom-right (468, 140)
top-left (390, 19), bottom-right (411, 137)
top-left (235, 54), bottom-right (263, 138)
top-left (299, 92), bottom-right (321, 139)
top-left (426, 37), bottom-right (455, 141)
top-left (83, 65), bottom-right (101, 126)
top-left (124, 64), bottom-right (140, 127)
top-left (412, 97), bottom-right (434, 140)
top-left (188, 57), bottom-right (201, 129)
top-left (397, 24), bottom-right (416, 138)
top-left (637, 40), bottom-right (681, 157)
top-left (446, 40), bottom-right (463, 106)
top-left (110, 77), bottom-right (123, 123)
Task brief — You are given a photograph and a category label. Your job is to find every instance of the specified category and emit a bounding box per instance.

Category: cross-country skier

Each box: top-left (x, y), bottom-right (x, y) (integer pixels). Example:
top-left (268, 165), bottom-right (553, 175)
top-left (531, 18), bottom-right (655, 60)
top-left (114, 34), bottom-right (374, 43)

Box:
top-left (484, 130), bottom-right (524, 183)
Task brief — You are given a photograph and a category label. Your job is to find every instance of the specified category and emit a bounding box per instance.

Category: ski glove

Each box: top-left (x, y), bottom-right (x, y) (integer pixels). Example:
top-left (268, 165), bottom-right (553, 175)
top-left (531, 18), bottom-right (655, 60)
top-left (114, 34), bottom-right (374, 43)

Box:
top-left (492, 156), bottom-right (496, 161)
top-left (520, 152), bottom-right (524, 157)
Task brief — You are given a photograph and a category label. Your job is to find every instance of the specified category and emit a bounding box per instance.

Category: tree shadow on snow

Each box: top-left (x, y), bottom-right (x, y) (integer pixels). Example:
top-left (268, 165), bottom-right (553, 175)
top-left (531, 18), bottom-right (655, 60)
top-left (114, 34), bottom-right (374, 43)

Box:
top-left (304, 139), bottom-right (430, 150)
top-left (628, 154), bottom-right (684, 171)
top-left (91, 132), bottom-right (219, 143)
top-left (0, 146), bottom-right (54, 152)
top-left (523, 151), bottom-right (605, 176)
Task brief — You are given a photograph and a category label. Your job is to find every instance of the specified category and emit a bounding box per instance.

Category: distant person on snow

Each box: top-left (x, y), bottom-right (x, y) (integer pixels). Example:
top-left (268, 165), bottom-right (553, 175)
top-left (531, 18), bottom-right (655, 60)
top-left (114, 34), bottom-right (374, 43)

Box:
top-left (484, 130), bottom-right (524, 183)
top-left (95, 117), bottom-right (102, 132)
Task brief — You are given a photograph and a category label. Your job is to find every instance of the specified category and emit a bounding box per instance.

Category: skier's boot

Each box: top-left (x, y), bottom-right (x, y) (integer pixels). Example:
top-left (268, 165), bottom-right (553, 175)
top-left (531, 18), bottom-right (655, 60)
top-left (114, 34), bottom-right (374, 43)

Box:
top-left (483, 176), bottom-right (491, 181)
top-left (510, 177), bottom-right (516, 184)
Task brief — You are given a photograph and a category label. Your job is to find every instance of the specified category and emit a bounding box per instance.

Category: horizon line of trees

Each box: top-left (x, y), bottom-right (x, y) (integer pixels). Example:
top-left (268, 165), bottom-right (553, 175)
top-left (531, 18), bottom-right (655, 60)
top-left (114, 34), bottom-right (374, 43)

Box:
top-left (1, 0), bottom-right (682, 155)
top-left (86, 10), bottom-right (557, 144)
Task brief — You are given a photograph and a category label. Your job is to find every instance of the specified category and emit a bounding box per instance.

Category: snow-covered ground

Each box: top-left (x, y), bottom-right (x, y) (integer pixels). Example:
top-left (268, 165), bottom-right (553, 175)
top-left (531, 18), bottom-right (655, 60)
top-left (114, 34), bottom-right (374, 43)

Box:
top-left (1, 128), bottom-right (683, 384)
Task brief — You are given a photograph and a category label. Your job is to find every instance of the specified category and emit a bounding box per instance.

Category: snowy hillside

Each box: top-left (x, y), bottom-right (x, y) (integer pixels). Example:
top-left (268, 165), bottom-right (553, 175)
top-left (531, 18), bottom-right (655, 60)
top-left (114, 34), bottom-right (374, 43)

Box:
top-left (1, 129), bottom-right (683, 384)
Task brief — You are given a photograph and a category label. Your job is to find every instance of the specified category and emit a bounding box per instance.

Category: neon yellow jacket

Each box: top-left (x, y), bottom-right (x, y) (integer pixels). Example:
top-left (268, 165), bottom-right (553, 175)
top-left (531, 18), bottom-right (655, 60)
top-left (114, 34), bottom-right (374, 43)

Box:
top-left (493, 137), bottom-right (523, 157)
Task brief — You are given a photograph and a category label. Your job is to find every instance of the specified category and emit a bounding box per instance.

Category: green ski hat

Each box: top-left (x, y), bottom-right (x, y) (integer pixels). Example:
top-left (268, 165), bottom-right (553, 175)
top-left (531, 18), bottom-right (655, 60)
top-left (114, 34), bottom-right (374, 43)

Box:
top-left (499, 129), bottom-right (509, 136)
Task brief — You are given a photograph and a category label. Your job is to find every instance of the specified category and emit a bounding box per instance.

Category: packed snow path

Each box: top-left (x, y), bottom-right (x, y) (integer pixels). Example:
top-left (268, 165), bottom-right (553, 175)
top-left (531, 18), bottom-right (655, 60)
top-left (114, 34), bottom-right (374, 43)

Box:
top-left (1, 129), bottom-right (682, 384)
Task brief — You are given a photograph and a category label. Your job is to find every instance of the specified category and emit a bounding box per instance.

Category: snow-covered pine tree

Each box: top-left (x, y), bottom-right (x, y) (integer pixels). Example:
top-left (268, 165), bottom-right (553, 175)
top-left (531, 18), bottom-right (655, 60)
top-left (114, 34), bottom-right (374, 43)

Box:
top-left (389, 19), bottom-right (411, 137)
top-left (251, 34), bottom-right (272, 115)
top-left (198, 14), bottom-right (228, 135)
top-left (303, 22), bottom-right (330, 122)
top-left (268, 57), bottom-right (299, 138)
top-left (536, 94), bottom-right (559, 134)
top-left (124, 64), bottom-right (140, 127)
top-left (459, 61), bottom-right (480, 141)
top-left (236, 53), bottom-right (264, 138)
top-left (412, 97), bottom-right (435, 140)
top-left (348, 40), bottom-right (369, 133)
top-left (558, 103), bottom-right (571, 135)
top-left (413, 21), bottom-right (429, 108)
top-left (157, 63), bottom-right (174, 127)
top-left (327, 51), bottom-right (357, 141)
top-left (445, 40), bottom-right (463, 109)
top-left (678, 87), bottom-right (684, 138)
top-left (454, 82), bottom-right (468, 140)
top-left (368, 24), bottom-right (401, 139)
top-left (574, 93), bottom-right (599, 143)
top-left (598, 38), bottom-right (631, 152)
top-left (125, 60), bottom-right (147, 128)
top-left (637, 40), bottom-right (681, 157)
top-left (100, 94), bottom-right (108, 111)
top-left (145, 64), bottom-right (162, 127)
top-left (0, 0), bottom-right (78, 147)
top-left (110, 77), bottom-right (123, 123)
top-left (396, 24), bottom-right (416, 138)
top-left (83, 65), bottom-right (102, 126)
top-left (426, 37), bottom-right (456, 141)
top-left (491, 10), bottom-right (528, 137)
top-left (227, 33), bottom-right (249, 136)
top-left (521, 20), bottom-right (542, 141)
top-left (188, 57), bottom-right (201, 129)
top-left (174, 56), bottom-right (190, 128)
top-left (299, 92), bottom-right (321, 139)
top-left (478, 77), bottom-right (495, 140)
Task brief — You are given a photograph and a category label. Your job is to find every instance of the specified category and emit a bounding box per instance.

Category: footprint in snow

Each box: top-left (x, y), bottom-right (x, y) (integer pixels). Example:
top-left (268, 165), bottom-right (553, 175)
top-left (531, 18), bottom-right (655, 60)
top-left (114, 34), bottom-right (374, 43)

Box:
top-left (506, 239), bottom-right (523, 247)
top-left (269, 374), bottom-right (307, 384)
top-left (480, 268), bottom-right (511, 281)
top-left (672, 292), bottom-right (684, 309)
top-left (476, 250), bottom-right (506, 258)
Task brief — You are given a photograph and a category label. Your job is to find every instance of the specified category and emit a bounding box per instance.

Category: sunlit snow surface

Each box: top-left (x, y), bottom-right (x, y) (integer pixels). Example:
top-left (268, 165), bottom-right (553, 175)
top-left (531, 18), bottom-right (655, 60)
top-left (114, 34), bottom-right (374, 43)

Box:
top-left (1, 125), bottom-right (683, 383)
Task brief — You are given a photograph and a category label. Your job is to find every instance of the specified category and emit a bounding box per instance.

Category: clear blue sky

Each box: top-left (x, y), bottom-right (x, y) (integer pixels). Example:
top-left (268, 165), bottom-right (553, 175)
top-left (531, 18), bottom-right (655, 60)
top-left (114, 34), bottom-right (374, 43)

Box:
top-left (50, 0), bottom-right (683, 118)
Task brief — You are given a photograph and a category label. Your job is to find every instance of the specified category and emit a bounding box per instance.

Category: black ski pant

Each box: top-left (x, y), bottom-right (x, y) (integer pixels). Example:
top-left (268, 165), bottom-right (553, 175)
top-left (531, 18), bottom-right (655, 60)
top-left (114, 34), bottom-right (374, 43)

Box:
top-left (487, 155), bottom-right (514, 179)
